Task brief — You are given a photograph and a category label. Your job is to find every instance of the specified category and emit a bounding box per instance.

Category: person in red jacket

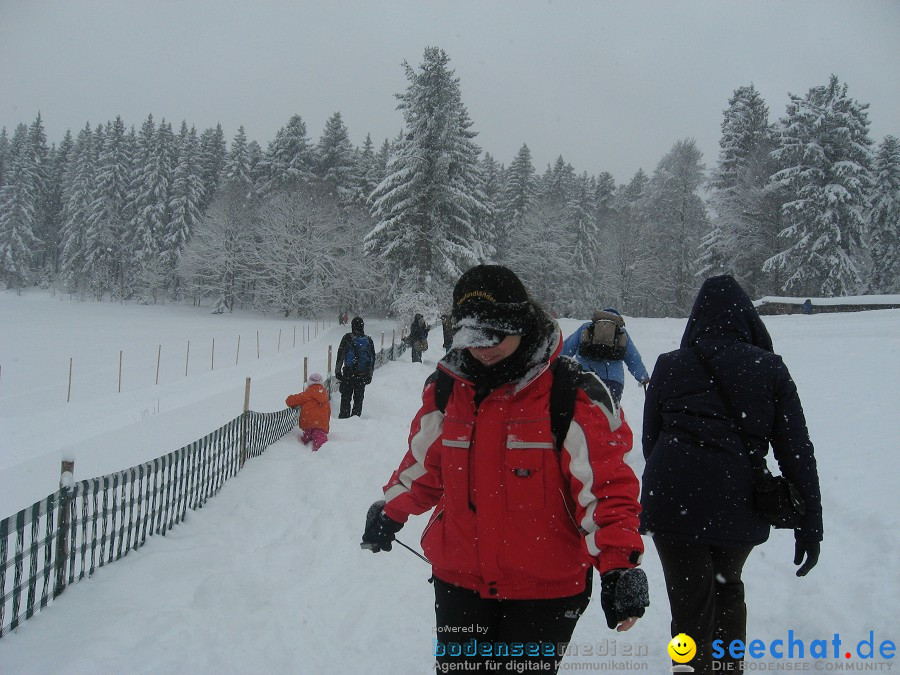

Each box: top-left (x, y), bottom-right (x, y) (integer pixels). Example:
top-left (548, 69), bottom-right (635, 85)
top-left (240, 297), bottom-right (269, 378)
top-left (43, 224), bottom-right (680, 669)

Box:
top-left (361, 265), bottom-right (647, 673)
top-left (284, 372), bottom-right (331, 451)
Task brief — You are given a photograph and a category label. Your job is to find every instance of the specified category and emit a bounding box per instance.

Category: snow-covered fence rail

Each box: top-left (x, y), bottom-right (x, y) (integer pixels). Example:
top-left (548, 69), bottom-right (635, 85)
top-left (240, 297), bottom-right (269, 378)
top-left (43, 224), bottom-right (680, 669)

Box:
top-left (0, 337), bottom-right (408, 639)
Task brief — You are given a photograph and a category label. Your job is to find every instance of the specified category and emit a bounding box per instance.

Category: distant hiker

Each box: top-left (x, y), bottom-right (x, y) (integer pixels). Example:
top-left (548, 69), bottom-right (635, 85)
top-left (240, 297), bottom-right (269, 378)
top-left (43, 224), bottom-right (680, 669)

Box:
top-left (361, 264), bottom-right (647, 674)
top-left (641, 275), bottom-right (823, 673)
top-left (284, 372), bottom-right (331, 451)
top-left (560, 307), bottom-right (650, 405)
top-left (440, 313), bottom-right (453, 352)
top-left (334, 316), bottom-right (376, 418)
top-left (408, 313), bottom-right (429, 363)
top-left (802, 298), bottom-right (813, 315)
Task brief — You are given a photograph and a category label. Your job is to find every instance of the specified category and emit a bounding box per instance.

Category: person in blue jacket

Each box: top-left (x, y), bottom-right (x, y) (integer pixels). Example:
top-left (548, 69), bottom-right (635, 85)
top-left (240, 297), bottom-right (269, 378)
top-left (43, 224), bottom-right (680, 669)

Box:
top-left (560, 308), bottom-right (650, 405)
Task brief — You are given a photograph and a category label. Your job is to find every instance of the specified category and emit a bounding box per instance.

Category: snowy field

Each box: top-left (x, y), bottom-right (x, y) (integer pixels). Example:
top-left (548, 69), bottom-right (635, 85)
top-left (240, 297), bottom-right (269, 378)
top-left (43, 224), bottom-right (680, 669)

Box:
top-left (0, 289), bottom-right (898, 673)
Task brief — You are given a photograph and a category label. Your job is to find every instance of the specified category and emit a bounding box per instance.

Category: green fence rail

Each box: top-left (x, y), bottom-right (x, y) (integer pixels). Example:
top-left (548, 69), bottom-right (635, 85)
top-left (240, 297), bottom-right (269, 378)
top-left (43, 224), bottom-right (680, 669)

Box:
top-left (0, 338), bottom-right (407, 639)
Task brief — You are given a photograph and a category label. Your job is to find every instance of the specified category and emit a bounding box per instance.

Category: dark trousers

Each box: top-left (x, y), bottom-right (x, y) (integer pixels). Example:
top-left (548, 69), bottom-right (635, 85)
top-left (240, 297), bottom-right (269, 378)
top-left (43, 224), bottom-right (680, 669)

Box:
top-left (601, 379), bottom-right (624, 405)
top-left (433, 574), bottom-right (591, 673)
top-left (653, 537), bottom-right (754, 674)
top-left (411, 348), bottom-right (422, 363)
top-left (338, 381), bottom-right (366, 418)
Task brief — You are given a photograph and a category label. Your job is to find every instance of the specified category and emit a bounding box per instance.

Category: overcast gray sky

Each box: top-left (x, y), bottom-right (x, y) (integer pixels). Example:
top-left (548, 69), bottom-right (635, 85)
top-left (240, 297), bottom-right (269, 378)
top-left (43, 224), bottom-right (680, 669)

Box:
top-left (1, 0), bottom-right (898, 183)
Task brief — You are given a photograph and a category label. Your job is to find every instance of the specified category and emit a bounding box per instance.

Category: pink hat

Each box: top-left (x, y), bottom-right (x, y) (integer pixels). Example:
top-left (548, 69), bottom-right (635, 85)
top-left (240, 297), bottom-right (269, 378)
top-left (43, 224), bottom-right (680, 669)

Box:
top-left (307, 372), bottom-right (323, 384)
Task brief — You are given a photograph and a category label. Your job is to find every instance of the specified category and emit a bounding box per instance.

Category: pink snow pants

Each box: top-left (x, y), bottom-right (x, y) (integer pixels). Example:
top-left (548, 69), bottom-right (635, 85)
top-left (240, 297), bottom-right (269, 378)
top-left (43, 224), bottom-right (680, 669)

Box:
top-left (300, 428), bottom-right (328, 451)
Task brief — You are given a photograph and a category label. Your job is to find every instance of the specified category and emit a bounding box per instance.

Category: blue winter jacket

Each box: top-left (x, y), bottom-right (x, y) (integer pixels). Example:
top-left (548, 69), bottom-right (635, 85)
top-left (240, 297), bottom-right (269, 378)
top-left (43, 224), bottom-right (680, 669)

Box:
top-left (560, 312), bottom-right (649, 387)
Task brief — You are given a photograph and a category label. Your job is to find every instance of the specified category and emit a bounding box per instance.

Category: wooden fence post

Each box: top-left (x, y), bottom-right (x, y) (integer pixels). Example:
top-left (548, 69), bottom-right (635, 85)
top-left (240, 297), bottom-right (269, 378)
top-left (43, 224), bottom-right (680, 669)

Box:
top-left (211, 338), bottom-right (215, 371)
top-left (67, 357), bottom-right (73, 403)
top-left (277, 328), bottom-right (282, 352)
top-left (236, 335), bottom-right (241, 365)
top-left (303, 357), bottom-right (308, 384)
top-left (155, 345), bottom-right (161, 385)
top-left (54, 458), bottom-right (74, 598)
top-left (185, 340), bottom-right (190, 377)
top-left (118, 350), bottom-right (123, 393)
top-left (240, 377), bottom-right (251, 468)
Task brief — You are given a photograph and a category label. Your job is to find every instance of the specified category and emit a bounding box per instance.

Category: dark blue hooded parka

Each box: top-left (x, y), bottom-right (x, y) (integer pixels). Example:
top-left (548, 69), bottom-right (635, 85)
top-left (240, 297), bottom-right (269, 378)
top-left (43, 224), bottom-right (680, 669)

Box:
top-left (639, 275), bottom-right (823, 546)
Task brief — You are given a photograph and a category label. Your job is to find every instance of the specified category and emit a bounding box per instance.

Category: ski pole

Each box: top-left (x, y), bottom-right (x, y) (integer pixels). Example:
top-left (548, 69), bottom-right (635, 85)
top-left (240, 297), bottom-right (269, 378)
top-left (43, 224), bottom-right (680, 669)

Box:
top-left (394, 538), bottom-right (430, 564)
top-left (360, 537), bottom-right (430, 564)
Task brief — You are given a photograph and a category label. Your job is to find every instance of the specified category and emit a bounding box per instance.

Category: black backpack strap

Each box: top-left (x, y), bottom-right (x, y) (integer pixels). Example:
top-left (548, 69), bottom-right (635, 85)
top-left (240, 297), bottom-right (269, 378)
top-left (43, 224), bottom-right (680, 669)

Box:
top-left (552, 356), bottom-right (622, 450)
top-left (428, 369), bottom-right (455, 414)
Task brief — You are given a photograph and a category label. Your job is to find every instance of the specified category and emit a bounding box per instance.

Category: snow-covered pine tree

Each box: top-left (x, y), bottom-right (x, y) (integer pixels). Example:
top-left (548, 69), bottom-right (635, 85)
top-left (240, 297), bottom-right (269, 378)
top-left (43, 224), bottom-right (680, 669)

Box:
top-left (257, 114), bottom-right (315, 197)
top-left (867, 135), bottom-right (900, 293)
top-left (475, 152), bottom-right (502, 259)
top-left (166, 122), bottom-right (204, 298)
top-left (315, 111), bottom-right (358, 201)
top-left (222, 126), bottom-right (254, 190)
top-left (41, 129), bottom-right (74, 283)
top-left (179, 125), bottom-right (259, 312)
top-left (355, 133), bottom-right (380, 206)
top-left (84, 116), bottom-right (132, 299)
top-left (0, 127), bottom-right (9, 189)
top-left (367, 47), bottom-right (487, 303)
top-left (126, 115), bottom-right (168, 299)
top-left (604, 169), bottom-right (656, 316)
top-left (0, 124), bottom-right (41, 290)
top-left (24, 114), bottom-right (52, 283)
top-left (59, 124), bottom-right (97, 294)
top-left (765, 75), bottom-right (873, 297)
top-left (197, 124), bottom-right (227, 213)
top-left (568, 171), bottom-right (599, 315)
top-left (645, 139), bottom-right (708, 315)
top-left (497, 144), bottom-right (538, 263)
top-left (702, 84), bottom-right (783, 298)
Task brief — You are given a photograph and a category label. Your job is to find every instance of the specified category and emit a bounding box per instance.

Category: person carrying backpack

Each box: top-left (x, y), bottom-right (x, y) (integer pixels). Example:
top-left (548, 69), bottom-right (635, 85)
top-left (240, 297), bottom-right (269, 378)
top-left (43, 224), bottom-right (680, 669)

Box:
top-left (560, 307), bottom-right (650, 405)
top-left (360, 265), bottom-right (647, 674)
top-left (408, 313), bottom-right (429, 363)
top-left (334, 316), bottom-right (376, 418)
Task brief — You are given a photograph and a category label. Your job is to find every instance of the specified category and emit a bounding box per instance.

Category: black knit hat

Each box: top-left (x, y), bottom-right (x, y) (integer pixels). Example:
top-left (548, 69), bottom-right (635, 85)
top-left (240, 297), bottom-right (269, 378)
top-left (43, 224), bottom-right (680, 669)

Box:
top-left (451, 265), bottom-right (531, 348)
top-left (351, 316), bottom-right (364, 334)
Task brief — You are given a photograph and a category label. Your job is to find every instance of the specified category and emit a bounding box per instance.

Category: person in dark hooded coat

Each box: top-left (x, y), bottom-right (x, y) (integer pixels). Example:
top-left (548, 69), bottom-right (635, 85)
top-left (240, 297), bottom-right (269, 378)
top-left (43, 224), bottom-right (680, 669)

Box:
top-left (408, 313), bottom-right (429, 363)
top-left (640, 275), bottom-right (822, 674)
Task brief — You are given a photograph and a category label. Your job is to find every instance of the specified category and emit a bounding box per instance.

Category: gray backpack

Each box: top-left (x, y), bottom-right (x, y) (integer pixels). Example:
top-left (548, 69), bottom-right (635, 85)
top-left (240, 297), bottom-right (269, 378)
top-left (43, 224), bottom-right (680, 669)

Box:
top-left (578, 310), bottom-right (627, 360)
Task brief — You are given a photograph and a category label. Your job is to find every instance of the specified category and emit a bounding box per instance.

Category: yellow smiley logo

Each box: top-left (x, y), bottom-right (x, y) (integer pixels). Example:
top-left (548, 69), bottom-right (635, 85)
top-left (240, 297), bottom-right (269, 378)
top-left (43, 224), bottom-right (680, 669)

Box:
top-left (667, 633), bottom-right (697, 663)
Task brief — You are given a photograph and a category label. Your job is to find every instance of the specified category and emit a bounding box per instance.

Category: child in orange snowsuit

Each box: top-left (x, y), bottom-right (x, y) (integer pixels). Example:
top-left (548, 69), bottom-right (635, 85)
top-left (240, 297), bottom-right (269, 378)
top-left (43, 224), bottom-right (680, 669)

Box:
top-left (285, 372), bottom-right (331, 451)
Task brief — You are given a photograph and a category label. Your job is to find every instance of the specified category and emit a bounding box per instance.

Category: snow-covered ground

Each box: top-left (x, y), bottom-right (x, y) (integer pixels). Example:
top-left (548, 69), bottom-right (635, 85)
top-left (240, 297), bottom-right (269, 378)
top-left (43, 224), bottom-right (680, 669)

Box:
top-left (1, 290), bottom-right (898, 673)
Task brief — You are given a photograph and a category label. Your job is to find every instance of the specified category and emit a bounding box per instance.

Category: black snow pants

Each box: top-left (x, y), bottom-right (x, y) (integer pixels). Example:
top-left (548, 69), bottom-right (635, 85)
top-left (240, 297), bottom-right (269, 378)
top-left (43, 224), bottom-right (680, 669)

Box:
top-left (432, 573), bottom-right (591, 673)
top-left (653, 537), bottom-right (755, 674)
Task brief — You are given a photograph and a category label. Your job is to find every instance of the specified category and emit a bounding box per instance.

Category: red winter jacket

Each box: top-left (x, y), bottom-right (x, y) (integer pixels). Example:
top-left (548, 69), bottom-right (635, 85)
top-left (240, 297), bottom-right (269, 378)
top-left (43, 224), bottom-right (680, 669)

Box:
top-left (382, 338), bottom-right (643, 600)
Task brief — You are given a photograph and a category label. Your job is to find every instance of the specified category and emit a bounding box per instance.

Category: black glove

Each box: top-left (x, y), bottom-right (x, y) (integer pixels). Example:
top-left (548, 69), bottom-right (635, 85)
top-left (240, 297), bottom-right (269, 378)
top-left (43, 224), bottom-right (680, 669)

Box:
top-left (600, 568), bottom-right (649, 629)
top-left (361, 500), bottom-right (403, 552)
top-left (794, 539), bottom-right (820, 577)
top-left (334, 369), bottom-right (342, 381)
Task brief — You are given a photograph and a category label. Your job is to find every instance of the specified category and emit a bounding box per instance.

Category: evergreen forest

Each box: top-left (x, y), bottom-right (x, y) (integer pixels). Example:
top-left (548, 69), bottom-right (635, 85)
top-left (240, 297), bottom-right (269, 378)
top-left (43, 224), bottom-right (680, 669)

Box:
top-left (1, 47), bottom-right (897, 319)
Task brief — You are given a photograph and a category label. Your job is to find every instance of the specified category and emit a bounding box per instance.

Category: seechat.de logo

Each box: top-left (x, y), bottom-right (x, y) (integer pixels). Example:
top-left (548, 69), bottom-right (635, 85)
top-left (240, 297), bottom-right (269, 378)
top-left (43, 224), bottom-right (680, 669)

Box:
top-left (668, 633), bottom-right (697, 672)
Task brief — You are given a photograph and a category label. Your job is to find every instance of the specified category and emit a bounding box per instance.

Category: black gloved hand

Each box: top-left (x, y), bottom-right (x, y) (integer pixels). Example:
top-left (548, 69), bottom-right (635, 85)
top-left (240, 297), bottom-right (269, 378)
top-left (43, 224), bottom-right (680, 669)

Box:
top-left (334, 369), bottom-right (342, 381)
top-left (600, 568), bottom-right (649, 629)
top-left (361, 500), bottom-right (403, 552)
top-left (794, 539), bottom-right (820, 577)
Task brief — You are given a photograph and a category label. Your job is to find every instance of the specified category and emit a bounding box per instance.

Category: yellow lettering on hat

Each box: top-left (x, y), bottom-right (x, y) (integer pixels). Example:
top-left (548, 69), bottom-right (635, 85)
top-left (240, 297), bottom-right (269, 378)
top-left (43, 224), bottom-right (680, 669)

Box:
top-left (457, 290), bottom-right (496, 305)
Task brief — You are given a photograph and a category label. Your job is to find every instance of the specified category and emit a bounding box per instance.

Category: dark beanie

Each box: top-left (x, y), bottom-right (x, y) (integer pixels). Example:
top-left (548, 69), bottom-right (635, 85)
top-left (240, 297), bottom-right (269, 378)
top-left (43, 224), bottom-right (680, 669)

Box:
top-left (351, 316), bottom-right (364, 334)
top-left (451, 265), bottom-right (532, 348)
